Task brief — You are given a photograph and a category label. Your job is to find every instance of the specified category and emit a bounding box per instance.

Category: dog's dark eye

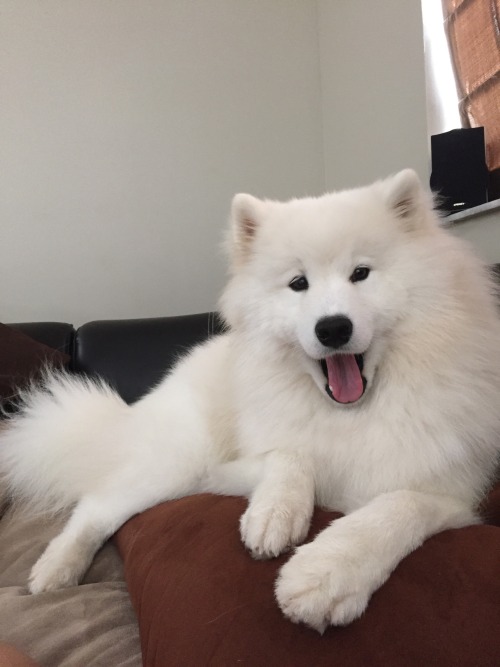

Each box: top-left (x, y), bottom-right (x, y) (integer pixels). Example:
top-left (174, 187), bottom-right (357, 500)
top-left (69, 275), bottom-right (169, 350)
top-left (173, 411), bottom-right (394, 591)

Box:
top-left (289, 275), bottom-right (309, 292)
top-left (350, 266), bottom-right (371, 283)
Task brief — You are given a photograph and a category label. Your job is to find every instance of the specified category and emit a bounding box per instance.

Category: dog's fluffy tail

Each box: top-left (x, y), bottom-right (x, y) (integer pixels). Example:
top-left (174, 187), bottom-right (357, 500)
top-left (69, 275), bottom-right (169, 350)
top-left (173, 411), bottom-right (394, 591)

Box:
top-left (0, 371), bottom-right (129, 513)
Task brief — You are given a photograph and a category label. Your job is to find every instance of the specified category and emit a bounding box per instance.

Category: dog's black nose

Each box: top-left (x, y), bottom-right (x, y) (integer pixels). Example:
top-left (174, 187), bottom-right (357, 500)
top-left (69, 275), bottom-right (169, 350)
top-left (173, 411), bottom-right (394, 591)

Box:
top-left (315, 315), bottom-right (353, 348)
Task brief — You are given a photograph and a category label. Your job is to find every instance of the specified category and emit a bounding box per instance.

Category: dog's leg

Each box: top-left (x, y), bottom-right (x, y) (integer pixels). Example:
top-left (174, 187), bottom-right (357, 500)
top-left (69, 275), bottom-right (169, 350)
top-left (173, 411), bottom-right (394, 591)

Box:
top-left (28, 480), bottom-right (185, 593)
top-left (275, 490), bottom-right (477, 631)
top-left (201, 456), bottom-right (266, 497)
top-left (239, 450), bottom-right (315, 559)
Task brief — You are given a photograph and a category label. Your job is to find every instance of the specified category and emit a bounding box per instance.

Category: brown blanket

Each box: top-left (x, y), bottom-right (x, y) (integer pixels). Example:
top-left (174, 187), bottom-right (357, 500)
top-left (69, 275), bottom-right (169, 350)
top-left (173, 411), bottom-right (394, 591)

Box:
top-left (115, 491), bottom-right (500, 667)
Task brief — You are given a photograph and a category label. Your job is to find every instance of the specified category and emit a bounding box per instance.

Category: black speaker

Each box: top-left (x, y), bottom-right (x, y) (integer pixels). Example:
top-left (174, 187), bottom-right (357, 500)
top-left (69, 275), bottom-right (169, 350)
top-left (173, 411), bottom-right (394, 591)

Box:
top-left (430, 127), bottom-right (488, 215)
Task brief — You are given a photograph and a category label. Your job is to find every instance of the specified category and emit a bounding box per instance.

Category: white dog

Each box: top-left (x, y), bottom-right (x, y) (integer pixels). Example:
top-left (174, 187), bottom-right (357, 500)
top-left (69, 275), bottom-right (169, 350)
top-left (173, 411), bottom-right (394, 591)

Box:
top-left (2, 169), bottom-right (500, 632)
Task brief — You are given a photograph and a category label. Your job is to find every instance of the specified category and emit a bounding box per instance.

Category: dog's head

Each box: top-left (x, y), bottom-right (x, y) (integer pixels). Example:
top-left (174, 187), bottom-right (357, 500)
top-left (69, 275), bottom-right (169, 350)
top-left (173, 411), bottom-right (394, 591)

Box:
top-left (220, 169), bottom-right (439, 406)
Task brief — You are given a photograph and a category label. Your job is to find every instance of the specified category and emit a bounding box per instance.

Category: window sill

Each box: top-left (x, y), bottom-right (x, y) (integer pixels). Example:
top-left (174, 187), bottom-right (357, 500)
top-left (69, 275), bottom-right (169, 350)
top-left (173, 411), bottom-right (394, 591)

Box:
top-left (446, 199), bottom-right (500, 224)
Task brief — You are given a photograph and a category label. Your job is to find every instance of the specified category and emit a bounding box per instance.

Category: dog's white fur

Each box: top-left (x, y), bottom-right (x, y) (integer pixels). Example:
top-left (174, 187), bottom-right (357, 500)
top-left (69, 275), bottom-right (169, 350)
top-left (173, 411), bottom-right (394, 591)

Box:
top-left (1, 170), bottom-right (500, 631)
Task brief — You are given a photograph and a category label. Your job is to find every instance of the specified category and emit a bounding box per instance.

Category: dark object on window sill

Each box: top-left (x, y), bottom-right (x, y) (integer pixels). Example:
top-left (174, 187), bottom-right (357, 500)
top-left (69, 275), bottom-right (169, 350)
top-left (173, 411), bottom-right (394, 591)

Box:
top-left (430, 127), bottom-right (488, 216)
top-left (488, 167), bottom-right (500, 203)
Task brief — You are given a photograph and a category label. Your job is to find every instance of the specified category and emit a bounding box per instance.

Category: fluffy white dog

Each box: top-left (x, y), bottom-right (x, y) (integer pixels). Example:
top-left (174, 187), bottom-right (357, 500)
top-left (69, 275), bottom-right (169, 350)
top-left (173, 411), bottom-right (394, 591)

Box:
top-left (2, 169), bottom-right (500, 631)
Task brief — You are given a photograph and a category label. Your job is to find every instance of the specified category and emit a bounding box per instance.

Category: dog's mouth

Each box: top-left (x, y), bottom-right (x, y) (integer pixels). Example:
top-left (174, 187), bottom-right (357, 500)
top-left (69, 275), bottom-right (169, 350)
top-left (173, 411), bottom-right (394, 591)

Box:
top-left (320, 354), bottom-right (367, 404)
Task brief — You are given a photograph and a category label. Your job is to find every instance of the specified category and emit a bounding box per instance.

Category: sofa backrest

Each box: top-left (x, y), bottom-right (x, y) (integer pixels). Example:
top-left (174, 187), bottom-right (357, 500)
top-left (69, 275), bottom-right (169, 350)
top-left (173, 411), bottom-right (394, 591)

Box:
top-left (11, 312), bottom-right (225, 404)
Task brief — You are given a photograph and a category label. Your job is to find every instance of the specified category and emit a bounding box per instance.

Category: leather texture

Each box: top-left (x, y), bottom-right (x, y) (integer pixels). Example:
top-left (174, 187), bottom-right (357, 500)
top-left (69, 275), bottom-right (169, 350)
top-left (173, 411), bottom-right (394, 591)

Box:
top-left (73, 313), bottom-right (225, 403)
top-left (10, 322), bottom-right (75, 358)
top-left (9, 313), bottom-right (225, 404)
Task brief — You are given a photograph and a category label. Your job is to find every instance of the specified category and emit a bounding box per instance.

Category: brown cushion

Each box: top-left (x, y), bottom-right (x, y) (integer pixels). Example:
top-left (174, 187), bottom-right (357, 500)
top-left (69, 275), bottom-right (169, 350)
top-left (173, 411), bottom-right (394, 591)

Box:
top-left (0, 323), bottom-right (70, 407)
top-left (0, 643), bottom-right (40, 667)
top-left (115, 492), bottom-right (500, 667)
top-left (482, 481), bottom-right (500, 527)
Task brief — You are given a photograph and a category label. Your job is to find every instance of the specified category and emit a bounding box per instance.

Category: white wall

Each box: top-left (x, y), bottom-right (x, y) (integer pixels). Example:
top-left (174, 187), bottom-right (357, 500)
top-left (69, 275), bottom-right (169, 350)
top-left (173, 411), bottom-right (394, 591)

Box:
top-left (450, 209), bottom-right (500, 263)
top-left (317, 0), bottom-right (429, 191)
top-left (2, 1), bottom-right (498, 326)
top-left (1, 0), bottom-right (324, 325)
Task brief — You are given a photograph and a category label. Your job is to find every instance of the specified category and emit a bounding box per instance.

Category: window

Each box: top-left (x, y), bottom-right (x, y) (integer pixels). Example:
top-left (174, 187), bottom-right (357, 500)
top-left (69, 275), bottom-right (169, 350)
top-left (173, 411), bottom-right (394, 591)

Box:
top-left (443, 0), bottom-right (500, 172)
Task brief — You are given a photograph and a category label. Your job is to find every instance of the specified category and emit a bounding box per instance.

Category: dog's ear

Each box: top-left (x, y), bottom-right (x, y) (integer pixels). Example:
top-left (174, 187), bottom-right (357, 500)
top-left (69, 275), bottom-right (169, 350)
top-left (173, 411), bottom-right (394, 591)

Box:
top-left (229, 193), bottom-right (265, 263)
top-left (385, 169), bottom-right (429, 231)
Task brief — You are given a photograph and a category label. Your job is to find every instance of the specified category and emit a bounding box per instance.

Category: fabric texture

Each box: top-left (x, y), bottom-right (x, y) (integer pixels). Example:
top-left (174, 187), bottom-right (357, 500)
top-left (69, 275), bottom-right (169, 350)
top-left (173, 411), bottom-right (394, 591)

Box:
top-left (0, 498), bottom-right (141, 667)
top-left (0, 323), bottom-right (70, 409)
top-left (0, 326), bottom-right (141, 666)
top-left (115, 491), bottom-right (500, 667)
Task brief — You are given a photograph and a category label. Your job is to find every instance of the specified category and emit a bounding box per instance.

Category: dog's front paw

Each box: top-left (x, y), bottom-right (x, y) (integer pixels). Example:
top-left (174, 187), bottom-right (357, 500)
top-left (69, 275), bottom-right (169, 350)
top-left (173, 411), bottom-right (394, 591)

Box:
top-left (240, 501), bottom-right (311, 559)
top-left (29, 552), bottom-right (79, 594)
top-left (28, 537), bottom-right (91, 594)
top-left (275, 542), bottom-right (373, 632)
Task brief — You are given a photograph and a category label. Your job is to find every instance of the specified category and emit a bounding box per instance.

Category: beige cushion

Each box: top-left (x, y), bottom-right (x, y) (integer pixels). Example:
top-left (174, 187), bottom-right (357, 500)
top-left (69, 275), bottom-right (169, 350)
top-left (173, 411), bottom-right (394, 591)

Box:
top-left (0, 504), bottom-right (141, 667)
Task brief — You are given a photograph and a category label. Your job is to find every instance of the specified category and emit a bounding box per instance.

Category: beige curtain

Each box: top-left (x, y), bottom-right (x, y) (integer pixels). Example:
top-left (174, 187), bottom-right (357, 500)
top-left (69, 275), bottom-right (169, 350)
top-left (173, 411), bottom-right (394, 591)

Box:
top-left (442, 0), bottom-right (500, 171)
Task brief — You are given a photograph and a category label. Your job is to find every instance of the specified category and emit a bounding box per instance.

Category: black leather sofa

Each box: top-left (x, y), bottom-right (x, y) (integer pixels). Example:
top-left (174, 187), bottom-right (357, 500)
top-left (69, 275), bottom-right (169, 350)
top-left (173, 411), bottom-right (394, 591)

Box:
top-left (10, 312), bottom-right (225, 404)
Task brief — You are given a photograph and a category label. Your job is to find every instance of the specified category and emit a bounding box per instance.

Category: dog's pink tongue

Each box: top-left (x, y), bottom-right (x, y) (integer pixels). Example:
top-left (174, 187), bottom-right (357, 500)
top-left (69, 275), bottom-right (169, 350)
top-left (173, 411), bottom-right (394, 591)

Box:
top-left (326, 354), bottom-right (363, 404)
